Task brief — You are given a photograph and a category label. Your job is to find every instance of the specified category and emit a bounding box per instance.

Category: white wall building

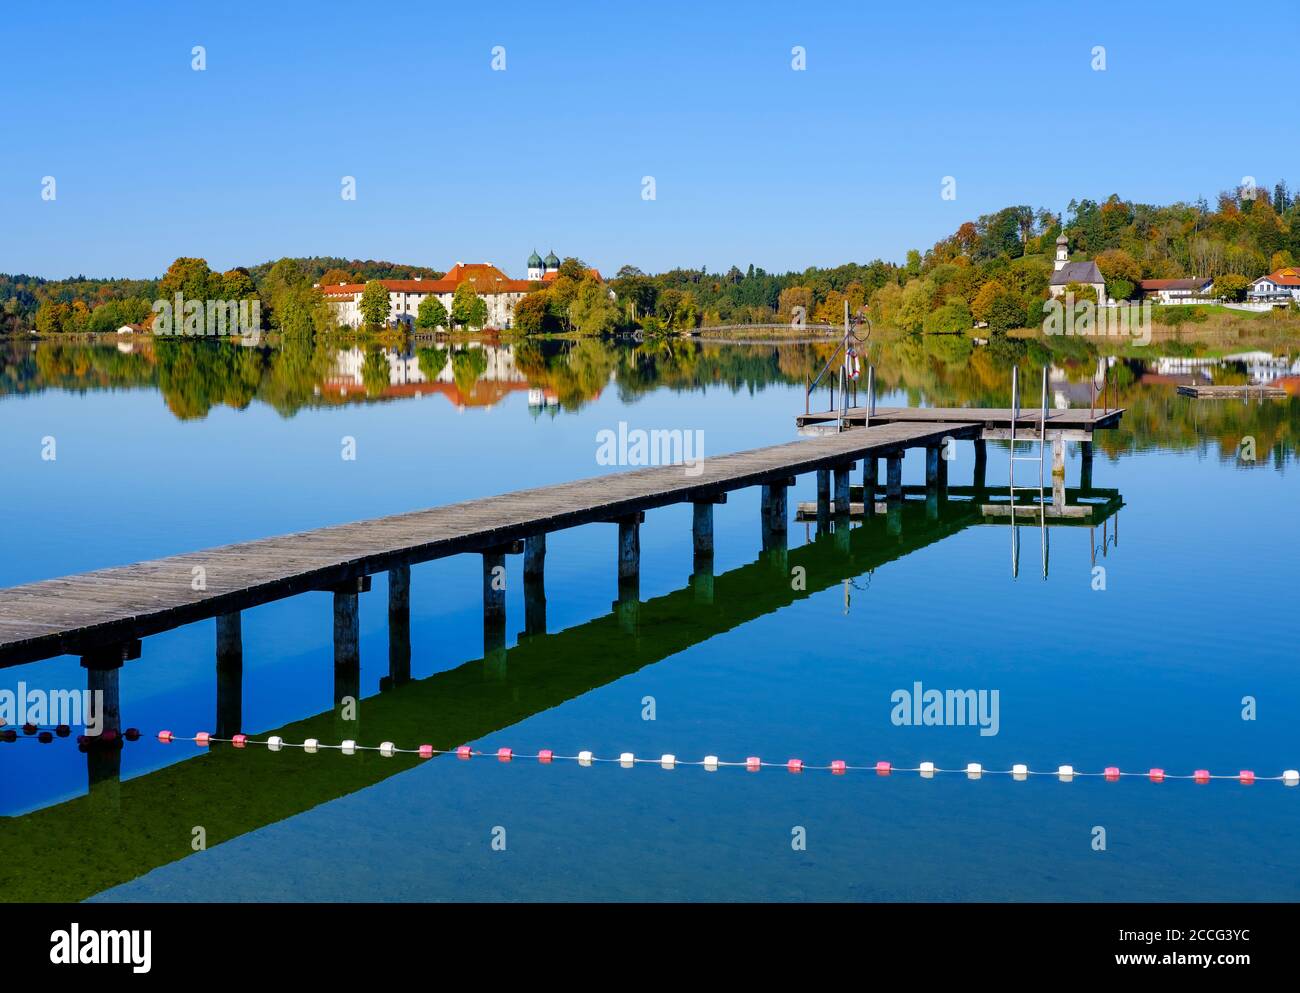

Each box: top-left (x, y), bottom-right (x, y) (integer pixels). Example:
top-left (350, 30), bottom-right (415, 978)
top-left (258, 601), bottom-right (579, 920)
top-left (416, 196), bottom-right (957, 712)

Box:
top-left (320, 253), bottom-right (598, 330)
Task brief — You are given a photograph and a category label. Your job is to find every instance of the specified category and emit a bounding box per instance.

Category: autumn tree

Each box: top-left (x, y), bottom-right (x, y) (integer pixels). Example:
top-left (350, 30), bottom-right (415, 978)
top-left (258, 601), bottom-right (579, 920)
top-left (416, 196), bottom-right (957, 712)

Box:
top-left (1212, 274), bottom-right (1251, 302)
top-left (319, 268), bottom-right (358, 286)
top-left (512, 292), bottom-right (551, 334)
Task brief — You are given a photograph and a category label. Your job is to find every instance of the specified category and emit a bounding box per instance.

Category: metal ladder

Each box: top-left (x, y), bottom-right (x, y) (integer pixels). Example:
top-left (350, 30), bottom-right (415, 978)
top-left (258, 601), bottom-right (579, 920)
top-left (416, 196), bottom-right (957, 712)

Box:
top-left (1008, 365), bottom-right (1049, 579)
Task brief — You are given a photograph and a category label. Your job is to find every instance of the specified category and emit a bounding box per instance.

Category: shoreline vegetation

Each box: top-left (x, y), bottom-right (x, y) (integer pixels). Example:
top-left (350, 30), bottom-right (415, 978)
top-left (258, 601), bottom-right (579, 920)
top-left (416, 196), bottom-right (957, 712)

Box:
top-left (4, 184), bottom-right (1300, 345)
top-left (5, 334), bottom-right (1297, 470)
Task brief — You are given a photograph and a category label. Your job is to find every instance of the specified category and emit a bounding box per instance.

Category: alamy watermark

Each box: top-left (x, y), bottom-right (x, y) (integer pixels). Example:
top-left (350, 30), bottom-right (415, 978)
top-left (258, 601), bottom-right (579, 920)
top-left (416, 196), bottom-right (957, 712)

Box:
top-left (596, 421), bottom-right (705, 477)
top-left (890, 680), bottom-right (1000, 736)
top-left (0, 682), bottom-right (104, 734)
top-left (1043, 294), bottom-right (1152, 346)
top-left (151, 293), bottom-right (261, 336)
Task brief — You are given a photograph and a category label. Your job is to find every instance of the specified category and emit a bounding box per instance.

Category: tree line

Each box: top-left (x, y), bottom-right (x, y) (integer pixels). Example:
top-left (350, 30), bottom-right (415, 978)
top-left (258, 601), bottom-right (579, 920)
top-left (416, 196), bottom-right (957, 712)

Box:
top-left (6, 179), bottom-right (1298, 337)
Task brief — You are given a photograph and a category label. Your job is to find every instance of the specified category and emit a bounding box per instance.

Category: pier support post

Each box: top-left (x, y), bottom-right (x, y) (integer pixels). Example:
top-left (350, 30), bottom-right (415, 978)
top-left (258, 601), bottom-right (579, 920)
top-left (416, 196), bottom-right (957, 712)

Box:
top-left (84, 664), bottom-right (122, 739)
top-left (760, 481), bottom-right (788, 551)
top-left (925, 446), bottom-right (940, 488)
top-left (816, 469), bottom-right (830, 529)
top-left (215, 612), bottom-right (243, 739)
top-left (1080, 440), bottom-right (1094, 491)
top-left (692, 502), bottom-right (714, 558)
top-left (862, 457), bottom-right (878, 515)
top-left (523, 535), bottom-right (547, 639)
top-left (617, 516), bottom-right (640, 601)
top-left (387, 565), bottom-right (411, 688)
top-left (333, 589), bottom-right (361, 706)
top-left (482, 550), bottom-right (507, 679)
top-left (78, 641), bottom-right (136, 792)
top-left (82, 655), bottom-right (126, 804)
top-left (886, 454), bottom-right (903, 502)
top-left (1052, 436), bottom-right (1065, 478)
top-left (974, 438), bottom-right (988, 491)
top-left (833, 464), bottom-right (853, 515)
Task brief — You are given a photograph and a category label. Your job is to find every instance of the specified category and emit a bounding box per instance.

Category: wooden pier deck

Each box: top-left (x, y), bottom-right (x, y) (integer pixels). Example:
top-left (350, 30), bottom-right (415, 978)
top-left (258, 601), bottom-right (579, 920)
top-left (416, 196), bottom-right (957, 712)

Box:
top-left (797, 405), bottom-right (1125, 437)
top-left (0, 420), bottom-right (977, 668)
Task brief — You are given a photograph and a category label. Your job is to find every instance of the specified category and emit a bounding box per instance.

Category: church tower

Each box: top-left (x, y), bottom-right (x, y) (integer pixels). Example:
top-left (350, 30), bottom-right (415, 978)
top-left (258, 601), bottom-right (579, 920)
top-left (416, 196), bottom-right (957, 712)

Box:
top-left (1054, 233), bottom-right (1069, 271)
top-left (527, 249), bottom-right (543, 281)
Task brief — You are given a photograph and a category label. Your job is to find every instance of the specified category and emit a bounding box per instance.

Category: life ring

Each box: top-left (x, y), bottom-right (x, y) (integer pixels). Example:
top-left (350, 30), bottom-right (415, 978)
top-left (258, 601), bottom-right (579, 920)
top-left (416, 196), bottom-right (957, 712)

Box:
top-left (846, 351), bottom-right (862, 381)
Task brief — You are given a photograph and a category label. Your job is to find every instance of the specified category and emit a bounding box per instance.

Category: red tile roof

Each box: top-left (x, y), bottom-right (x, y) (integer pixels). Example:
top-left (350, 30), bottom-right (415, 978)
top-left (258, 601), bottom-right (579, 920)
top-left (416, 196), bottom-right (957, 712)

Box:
top-left (319, 263), bottom-right (533, 297)
top-left (541, 267), bottom-right (603, 283)
top-left (1257, 267), bottom-right (1300, 287)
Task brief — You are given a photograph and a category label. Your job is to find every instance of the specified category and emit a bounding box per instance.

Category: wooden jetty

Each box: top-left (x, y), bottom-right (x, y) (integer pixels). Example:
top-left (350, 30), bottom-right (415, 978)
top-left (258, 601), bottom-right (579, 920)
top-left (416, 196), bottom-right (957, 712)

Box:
top-left (1176, 384), bottom-right (1288, 399)
top-left (0, 420), bottom-right (978, 669)
top-left (9, 495), bottom-right (1075, 901)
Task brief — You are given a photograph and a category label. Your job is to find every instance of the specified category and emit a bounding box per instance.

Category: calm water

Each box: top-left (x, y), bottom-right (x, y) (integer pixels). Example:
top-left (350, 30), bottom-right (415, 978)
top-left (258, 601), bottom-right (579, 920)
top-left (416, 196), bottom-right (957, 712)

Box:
top-left (1, 335), bottom-right (1298, 902)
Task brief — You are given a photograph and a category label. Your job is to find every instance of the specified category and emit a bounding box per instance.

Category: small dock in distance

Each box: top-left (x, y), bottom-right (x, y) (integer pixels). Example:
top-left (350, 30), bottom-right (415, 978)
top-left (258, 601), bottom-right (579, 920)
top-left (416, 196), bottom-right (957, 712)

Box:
top-left (1176, 384), bottom-right (1288, 399)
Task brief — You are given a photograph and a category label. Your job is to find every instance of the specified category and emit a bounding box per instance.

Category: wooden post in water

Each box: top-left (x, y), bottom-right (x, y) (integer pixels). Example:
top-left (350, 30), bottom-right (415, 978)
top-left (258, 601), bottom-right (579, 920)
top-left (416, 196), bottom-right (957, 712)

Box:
top-left (760, 481), bottom-right (788, 551)
top-left (482, 550), bottom-right (507, 679)
top-left (816, 469), bottom-right (830, 530)
top-left (886, 454), bottom-right (903, 502)
top-left (215, 612), bottom-right (243, 738)
top-left (692, 502), bottom-right (714, 558)
top-left (387, 566), bottom-right (411, 687)
top-left (1080, 440), bottom-right (1094, 491)
top-left (81, 647), bottom-right (130, 805)
top-left (333, 589), bottom-right (360, 705)
top-left (924, 446), bottom-right (941, 520)
top-left (691, 500), bottom-right (716, 604)
top-left (617, 517), bottom-right (641, 626)
top-left (523, 534), bottom-right (547, 639)
top-left (862, 457), bottom-right (877, 516)
top-left (833, 464), bottom-right (852, 515)
top-left (973, 438), bottom-right (988, 491)
top-left (616, 517), bottom-right (641, 634)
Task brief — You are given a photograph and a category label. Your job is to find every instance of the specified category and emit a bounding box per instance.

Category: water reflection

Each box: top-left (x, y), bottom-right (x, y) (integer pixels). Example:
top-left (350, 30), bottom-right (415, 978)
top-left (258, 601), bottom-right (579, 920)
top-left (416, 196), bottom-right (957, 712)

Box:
top-left (3, 334), bottom-right (1298, 465)
top-left (0, 487), bottom-right (1123, 901)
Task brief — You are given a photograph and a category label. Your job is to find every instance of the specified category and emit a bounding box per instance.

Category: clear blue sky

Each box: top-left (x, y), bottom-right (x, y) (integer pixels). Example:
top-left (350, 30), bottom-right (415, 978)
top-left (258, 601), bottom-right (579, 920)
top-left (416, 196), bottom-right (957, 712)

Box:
top-left (3, 0), bottom-right (1296, 280)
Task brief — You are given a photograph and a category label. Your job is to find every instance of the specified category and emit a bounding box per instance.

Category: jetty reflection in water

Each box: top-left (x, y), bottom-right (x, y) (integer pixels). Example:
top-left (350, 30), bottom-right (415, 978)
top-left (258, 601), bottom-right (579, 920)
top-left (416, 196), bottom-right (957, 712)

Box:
top-left (1, 480), bottom-right (1122, 902)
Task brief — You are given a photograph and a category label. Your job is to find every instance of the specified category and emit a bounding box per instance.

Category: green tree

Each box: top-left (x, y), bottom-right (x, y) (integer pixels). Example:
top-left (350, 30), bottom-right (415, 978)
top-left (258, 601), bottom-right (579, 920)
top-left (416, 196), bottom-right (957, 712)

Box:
top-left (359, 280), bottom-right (391, 328)
top-left (416, 295), bottom-right (448, 330)
top-left (896, 278), bottom-right (934, 332)
top-left (451, 282), bottom-right (487, 329)
top-left (569, 278), bottom-right (619, 334)
top-left (923, 298), bottom-right (972, 334)
top-left (276, 284), bottom-right (334, 335)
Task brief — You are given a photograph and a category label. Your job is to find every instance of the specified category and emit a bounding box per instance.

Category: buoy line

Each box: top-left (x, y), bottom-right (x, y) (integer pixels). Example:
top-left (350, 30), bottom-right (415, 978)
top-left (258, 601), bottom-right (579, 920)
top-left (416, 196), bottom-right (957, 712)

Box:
top-left (155, 732), bottom-right (1300, 786)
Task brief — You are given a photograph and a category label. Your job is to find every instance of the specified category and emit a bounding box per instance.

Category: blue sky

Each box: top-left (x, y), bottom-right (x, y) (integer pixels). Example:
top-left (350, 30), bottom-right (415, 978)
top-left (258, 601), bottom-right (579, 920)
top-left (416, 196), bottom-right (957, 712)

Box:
top-left (3, 0), bottom-right (1296, 280)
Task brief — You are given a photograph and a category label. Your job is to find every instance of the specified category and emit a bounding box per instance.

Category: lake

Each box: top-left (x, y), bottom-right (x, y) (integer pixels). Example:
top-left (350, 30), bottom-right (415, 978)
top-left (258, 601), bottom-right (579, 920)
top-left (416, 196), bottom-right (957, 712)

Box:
top-left (2, 334), bottom-right (1298, 902)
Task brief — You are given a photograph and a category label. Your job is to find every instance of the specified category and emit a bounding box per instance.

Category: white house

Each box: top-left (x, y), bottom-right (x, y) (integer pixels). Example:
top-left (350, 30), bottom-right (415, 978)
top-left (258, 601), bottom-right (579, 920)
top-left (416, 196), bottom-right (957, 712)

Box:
top-left (1247, 267), bottom-right (1300, 304)
top-left (321, 262), bottom-right (532, 329)
top-left (321, 253), bottom-right (602, 329)
top-left (1139, 277), bottom-right (1214, 305)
